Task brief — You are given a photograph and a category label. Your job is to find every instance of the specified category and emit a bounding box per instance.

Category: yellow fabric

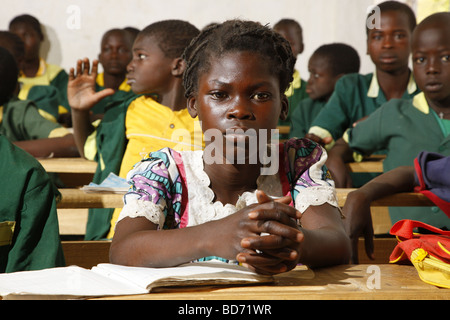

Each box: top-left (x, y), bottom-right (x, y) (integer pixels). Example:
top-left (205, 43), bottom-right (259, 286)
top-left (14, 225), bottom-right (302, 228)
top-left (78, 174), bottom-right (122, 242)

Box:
top-left (106, 96), bottom-right (204, 238)
top-left (367, 70), bottom-right (417, 98)
top-left (0, 106), bottom-right (3, 124)
top-left (19, 59), bottom-right (63, 86)
top-left (412, 92), bottom-right (429, 114)
top-left (48, 127), bottom-right (71, 138)
top-left (285, 69), bottom-right (301, 98)
top-left (417, 0), bottom-right (450, 23)
top-left (83, 119), bottom-right (102, 162)
top-left (0, 221), bottom-right (15, 247)
top-left (409, 248), bottom-right (450, 289)
top-left (96, 73), bottom-right (131, 92)
top-left (119, 96), bottom-right (203, 178)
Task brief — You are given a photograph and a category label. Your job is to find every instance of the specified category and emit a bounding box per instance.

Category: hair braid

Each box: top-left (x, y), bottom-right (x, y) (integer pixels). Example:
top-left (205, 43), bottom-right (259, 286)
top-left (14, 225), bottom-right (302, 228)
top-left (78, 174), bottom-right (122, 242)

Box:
top-left (182, 20), bottom-right (295, 98)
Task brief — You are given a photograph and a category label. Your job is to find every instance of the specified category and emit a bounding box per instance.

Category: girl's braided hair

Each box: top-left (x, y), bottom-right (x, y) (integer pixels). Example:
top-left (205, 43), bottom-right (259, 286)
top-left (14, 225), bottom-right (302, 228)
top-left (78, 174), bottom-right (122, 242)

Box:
top-left (182, 20), bottom-right (296, 98)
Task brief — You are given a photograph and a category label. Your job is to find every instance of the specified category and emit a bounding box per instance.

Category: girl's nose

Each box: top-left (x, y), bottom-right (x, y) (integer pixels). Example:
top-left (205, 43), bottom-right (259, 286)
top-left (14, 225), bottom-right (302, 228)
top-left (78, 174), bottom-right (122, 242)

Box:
top-left (226, 100), bottom-right (255, 120)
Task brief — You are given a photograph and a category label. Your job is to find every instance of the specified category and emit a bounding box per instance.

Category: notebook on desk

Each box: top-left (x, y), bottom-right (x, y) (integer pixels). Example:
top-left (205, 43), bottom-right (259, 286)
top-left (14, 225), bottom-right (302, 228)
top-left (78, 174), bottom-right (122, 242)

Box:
top-left (0, 261), bottom-right (274, 300)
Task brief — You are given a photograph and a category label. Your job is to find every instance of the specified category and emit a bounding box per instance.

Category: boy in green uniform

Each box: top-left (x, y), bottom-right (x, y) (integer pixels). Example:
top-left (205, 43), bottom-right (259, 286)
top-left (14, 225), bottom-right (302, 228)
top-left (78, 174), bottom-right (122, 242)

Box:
top-left (91, 28), bottom-right (136, 116)
top-left (68, 20), bottom-right (201, 240)
top-left (9, 14), bottom-right (70, 121)
top-left (0, 133), bottom-right (65, 272)
top-left (331, 12), bottom-right (450, 238)
top-left (273, 19), bottom-right (308, 129)
top-left (289, 43), bottom-right (360, 138)
top-left (307, 1), bottom-right (420, 147)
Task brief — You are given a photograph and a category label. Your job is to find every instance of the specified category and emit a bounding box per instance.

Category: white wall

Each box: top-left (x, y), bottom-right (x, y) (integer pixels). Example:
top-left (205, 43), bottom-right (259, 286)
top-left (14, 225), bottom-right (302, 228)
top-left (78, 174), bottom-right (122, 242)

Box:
top-left (0, 0), bottom-right (401, 78)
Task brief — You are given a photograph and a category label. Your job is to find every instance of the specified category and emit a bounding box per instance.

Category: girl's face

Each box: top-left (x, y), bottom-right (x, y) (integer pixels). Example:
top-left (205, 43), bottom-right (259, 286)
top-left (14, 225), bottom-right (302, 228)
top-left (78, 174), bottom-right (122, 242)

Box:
top-left (367, 10), bottom-right (412, 73)
top-left (306, 54), bottom-right (341, 101)
top-left (126, 34), bottom-right (174, 94)
top-left (188, 51), bottom-right (288, 152)
top-left (412, 24), bottom-right (450, 107)
top-left (98, 31), bottom-right (132, 76)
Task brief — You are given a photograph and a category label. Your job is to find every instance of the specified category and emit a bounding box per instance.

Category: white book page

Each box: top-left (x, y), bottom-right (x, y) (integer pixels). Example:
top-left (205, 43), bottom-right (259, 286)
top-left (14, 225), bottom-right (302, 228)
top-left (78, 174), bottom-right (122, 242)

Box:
top-left (0, 266), bottom-right (146, 299)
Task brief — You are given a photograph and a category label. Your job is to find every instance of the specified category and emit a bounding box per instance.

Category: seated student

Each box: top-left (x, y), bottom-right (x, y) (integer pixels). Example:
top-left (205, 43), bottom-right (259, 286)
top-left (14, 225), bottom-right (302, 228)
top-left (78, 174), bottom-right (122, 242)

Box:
top-left (68, 20), bottom-right (202, 240)
top-left (91, 28), bottom-right (136, 117)
top-left (0, 31), bottom-right (60, 122)
top-left (333, 12), bottom-right (450, 244)
top-left (9, 14), bottom-right (70, 121)
top-left (0, 47), bottom-right (78, 158)
top-left (343, 151), bottom-right (450, 263)
top-left (289, 43), bottom-right (360, 138)
top-left (273, 18), bottom-right (308, 128)
top-left (110, 20), bottom-right (351, 274)
top-left (307, 1), bottom-right (420, 148)
top-left (0, 133), bottom-right (65, 273)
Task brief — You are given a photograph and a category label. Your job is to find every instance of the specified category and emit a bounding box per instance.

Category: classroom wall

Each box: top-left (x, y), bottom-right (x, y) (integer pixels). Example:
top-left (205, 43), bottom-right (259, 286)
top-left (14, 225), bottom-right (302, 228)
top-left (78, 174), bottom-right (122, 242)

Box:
top-left (1, 0), bottom-right (447, 79)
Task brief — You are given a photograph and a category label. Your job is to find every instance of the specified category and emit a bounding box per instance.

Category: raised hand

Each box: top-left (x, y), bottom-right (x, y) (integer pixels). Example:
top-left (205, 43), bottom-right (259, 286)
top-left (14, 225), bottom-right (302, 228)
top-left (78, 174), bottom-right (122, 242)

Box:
top-left (68, 58), bottom-right (115, 111)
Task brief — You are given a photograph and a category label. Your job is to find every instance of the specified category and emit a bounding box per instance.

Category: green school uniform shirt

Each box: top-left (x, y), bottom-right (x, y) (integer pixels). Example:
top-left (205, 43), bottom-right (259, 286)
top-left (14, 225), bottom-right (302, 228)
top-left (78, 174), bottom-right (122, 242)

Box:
top-left (289, 97), bottom-right (326, 139)
top-left (345, 92), bottom-right (450, 229)
top-left (0, 134), bottom-right (65, 272)
top-left (90, 73), bottom-right (136, 115)
top-left (0, 97), bottom-right (70, 142)
top-left (19, 58), bottom-right (70, 113)
top-left (19, 84), bottom-right (61, 122)
top-left (309, 71), bottom-right (419, 141)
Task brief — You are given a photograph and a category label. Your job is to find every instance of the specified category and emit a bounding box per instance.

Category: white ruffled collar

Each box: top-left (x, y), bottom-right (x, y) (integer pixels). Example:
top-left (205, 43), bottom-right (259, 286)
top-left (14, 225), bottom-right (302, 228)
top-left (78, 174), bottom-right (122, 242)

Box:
top-left (180, 151), bottom-right (283, 227)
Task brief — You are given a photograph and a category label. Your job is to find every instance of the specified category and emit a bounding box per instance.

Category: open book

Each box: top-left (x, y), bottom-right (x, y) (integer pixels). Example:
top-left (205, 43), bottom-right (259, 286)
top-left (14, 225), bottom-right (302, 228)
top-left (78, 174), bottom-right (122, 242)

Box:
top-left (80, 172), bottom-right (129, 194)
top-left (0, 261), bottom-right (274, 299)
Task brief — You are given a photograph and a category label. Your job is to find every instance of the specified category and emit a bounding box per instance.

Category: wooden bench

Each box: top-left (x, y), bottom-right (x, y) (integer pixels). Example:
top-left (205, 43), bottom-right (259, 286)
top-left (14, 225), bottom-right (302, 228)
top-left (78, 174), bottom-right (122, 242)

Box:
top-left (57, 188), bottom-right (434, 209)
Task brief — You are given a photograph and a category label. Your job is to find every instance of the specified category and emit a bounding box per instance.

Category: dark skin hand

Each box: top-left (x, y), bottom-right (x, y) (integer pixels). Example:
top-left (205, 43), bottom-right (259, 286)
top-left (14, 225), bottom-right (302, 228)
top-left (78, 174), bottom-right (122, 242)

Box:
top-left (110, 190), bottom-right (303, 276)
top-left (342, 166), bottom-right (415, 263)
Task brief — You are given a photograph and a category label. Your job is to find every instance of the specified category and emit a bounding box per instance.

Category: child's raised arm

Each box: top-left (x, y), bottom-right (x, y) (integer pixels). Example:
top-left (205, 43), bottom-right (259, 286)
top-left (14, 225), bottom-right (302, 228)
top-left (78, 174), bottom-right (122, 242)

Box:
top-left (68, 58), bottom-right (114, 157)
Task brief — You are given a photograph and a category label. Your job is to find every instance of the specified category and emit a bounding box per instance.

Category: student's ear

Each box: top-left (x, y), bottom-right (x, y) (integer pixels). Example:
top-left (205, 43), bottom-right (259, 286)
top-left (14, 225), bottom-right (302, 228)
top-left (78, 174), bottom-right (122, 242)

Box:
top-left (172, 57), bottom-right (186, 77)
top-left (187, 97), bottom-right (198, 118)
top-left (279, 96), bottom-right (289, 121)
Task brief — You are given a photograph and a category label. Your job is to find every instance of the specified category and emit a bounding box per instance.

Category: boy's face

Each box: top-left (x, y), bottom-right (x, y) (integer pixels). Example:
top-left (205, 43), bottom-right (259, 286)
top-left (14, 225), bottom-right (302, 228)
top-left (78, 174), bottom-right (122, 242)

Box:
top-left (126, 34), bottom-right (174, 94)
top-left (412, 23), bottom-right (450, 106)
top-left (367, 11), bottom-right (412, 73)
top-left (274, 25), bottom-right (304, 57)
top-left (306, 54), bottom-right (341, 101)
top-left (9, 22), bottom-right (42, 61)
top-left (98, 31), bottom-right (132, 76)
top-left (188, 51), bottom-right (288, 150)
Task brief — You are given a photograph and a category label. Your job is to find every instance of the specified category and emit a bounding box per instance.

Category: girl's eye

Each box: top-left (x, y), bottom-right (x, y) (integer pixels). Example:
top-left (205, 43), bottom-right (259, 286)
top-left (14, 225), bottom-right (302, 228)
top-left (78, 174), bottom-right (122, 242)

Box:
top-left (442, 55), bottom-right (450, 62)
top-left (252, 92), bottom-right (270, 101)
top-left (210, 92), bottom-right (227, 100)
top-left (137, 53), bottom-right (146, 60)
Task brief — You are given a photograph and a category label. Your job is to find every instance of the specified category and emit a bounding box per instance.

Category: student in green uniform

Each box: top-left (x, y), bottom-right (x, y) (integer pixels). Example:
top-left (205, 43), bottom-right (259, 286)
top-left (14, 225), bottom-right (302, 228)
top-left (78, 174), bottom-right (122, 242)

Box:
top-left (91, 28), bottom-right (136, 117)
top-left (0, 31), bottom-right (60, 122)
top-left (273, 19), bottom-right (308, 129)
top-left (330, 12), bottom-right (450, 238)
top-left (0, 133), bottom-right (65, 272)
top-left (68, 20), bottom-right (201, 240)
top-left (307, 1), bottom-right (420, 147)
top-left (0, 47), bottom-right (78, 158)
top-left (289, 43), bottom-right (360, 138)
top-left (9, 14), bottom-right (70, 119)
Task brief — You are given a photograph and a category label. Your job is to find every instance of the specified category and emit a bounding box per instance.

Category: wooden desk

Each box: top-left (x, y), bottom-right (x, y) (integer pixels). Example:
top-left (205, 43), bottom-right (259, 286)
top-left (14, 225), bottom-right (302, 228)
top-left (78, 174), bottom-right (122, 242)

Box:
top-left (38, 157), bottom-right (97, 173)
top-left (94, 264), bottom-right (449, 300)
top-left (57, 188), bottom-right (434, 209)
